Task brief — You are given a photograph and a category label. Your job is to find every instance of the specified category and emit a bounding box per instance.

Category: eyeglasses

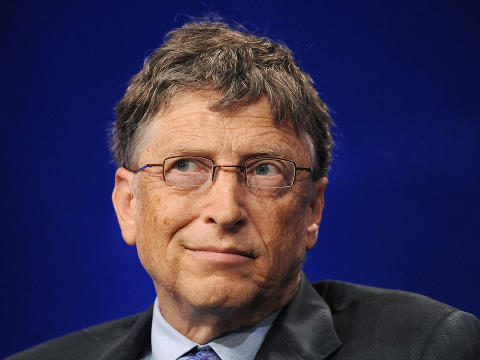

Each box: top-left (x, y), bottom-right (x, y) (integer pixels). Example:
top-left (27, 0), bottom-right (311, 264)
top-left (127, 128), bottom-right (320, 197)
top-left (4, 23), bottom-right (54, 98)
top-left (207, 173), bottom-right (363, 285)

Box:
top-left (131, 156), bottom-right (311, 189)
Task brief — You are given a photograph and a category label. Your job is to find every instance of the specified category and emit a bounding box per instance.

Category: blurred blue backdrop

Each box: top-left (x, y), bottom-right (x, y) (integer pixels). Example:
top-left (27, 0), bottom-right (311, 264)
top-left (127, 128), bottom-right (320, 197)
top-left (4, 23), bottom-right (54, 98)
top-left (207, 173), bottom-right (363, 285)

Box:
top-left (1, 0), bottom-right (479, 357)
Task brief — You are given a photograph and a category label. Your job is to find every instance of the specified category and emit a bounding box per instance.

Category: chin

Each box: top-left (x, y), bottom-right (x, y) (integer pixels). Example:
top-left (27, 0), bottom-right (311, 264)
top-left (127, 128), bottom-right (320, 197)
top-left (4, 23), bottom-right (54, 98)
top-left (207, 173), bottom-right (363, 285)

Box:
top-left (182, 275), bottom-right (262, 310)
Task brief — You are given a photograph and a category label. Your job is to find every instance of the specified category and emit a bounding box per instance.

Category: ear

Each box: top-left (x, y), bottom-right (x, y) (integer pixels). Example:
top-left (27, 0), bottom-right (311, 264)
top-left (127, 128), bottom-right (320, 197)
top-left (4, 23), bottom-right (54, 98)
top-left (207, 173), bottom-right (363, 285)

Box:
top-left (112, 167), bottom-right (137, 246)
top-left (305, 177), bottom-right (328, 251)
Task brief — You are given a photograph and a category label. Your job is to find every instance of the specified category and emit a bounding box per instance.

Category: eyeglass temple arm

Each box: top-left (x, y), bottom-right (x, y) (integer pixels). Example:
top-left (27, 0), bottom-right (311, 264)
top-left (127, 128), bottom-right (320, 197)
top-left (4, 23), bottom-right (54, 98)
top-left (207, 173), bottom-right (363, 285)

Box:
top-left (133, 163), bottom-right (164, 174)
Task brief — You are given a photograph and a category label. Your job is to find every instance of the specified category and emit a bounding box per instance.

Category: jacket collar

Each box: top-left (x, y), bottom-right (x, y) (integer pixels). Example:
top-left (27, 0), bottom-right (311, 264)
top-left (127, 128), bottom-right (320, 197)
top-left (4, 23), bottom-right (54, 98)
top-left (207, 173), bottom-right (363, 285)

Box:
top-left (97, 304), bottom-right (153, 360)
top-left (255, 273), bottom-right (342, 359)
top-left (96, 273), bottom-right (341, 360)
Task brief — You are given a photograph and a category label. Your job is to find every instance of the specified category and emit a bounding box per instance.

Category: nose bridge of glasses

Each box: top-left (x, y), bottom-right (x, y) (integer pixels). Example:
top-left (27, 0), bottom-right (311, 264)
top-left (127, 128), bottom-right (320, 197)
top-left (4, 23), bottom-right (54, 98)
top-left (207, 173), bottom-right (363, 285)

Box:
top-left (212, 165), bottom-right (245, 182)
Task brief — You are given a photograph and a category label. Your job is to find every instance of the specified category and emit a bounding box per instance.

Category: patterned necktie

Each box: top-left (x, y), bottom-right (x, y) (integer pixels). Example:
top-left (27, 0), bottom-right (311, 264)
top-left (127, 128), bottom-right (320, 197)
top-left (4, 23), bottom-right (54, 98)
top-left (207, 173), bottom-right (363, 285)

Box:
top-left (177, 345), bottom-right (221, 360)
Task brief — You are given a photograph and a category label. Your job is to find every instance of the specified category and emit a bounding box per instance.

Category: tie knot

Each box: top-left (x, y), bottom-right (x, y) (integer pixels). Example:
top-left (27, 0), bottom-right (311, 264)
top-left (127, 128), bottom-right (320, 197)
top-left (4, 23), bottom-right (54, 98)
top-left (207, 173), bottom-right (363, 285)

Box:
top-left (177, 345), bottom-right (221, 359)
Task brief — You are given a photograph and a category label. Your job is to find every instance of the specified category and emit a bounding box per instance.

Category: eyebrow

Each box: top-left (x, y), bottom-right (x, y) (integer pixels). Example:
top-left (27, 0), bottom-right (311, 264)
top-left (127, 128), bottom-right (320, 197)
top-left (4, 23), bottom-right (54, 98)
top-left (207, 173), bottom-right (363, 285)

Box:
top-left (161, 144), bottom-right (296, 161)
top-left (161, 146), bottom-right (210, 158)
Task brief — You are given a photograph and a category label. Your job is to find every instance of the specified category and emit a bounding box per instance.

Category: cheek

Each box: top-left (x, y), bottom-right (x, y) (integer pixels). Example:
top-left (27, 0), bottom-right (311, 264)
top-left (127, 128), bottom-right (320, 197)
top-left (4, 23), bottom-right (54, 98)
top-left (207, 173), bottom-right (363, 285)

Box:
top-left (254, 194), bottom-right (310, 269)
top-left (134, 188), bottom-right (197, 274)
top-left (137, 186), bottom-right (197, 235)
top-left (277, 208), bottom-right (308, 256)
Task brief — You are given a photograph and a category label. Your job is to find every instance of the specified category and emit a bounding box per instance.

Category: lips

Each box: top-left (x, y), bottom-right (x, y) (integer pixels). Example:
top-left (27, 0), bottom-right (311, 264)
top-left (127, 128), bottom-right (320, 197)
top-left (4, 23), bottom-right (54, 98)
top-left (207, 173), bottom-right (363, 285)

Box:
top-left (185, 245), bottom-right (255, 262)
top-left (189, 246), bottom-right (254, 258)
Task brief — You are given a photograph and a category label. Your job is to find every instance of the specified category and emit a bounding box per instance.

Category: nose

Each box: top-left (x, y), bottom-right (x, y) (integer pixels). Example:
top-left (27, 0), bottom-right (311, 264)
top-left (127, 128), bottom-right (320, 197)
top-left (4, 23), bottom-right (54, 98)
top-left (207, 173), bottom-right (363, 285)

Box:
top-left (201, 166), bottom-right (247, 230)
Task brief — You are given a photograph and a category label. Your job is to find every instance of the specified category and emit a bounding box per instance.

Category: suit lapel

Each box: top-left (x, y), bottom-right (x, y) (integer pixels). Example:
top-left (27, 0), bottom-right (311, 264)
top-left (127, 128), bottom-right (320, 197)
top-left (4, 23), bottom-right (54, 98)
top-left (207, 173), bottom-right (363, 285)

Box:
top-left (97, 304), bottom-right (153, 360)
top-left (96, 275), bottom-right (341, 360)
top-left (255, 274), bottom-right (342, 360)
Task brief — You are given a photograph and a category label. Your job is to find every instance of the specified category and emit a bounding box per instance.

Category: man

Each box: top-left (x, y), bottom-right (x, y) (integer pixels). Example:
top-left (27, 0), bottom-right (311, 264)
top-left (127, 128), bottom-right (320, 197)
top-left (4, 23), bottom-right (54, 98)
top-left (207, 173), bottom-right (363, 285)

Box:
top-left (9, 19), bottom-right (480, 360)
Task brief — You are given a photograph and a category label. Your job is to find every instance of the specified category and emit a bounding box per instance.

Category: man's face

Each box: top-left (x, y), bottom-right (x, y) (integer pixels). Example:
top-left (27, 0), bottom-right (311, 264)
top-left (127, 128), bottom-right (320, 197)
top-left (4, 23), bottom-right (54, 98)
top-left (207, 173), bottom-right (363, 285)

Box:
top-left (114, 92), bottom-right (326, 325)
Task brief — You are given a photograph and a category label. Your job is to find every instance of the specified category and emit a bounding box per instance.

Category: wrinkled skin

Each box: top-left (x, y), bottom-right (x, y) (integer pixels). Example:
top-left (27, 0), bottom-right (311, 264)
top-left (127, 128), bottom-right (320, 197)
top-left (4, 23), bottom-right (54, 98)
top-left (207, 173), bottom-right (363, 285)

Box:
top-left (112, 92), bottom-right (327, 343)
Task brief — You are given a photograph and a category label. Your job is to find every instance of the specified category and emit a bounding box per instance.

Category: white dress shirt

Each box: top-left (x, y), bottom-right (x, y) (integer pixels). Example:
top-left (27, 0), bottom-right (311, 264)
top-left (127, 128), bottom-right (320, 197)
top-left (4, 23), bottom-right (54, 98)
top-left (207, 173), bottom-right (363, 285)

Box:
top-left (142, 298), bottom-right (278, 360)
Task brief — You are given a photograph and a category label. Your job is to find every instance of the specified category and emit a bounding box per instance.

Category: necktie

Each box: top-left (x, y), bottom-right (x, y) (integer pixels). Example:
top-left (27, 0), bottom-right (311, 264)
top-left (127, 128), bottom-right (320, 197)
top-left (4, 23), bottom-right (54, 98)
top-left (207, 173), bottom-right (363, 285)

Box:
top-left (177, 345), bottom-right (221, 360)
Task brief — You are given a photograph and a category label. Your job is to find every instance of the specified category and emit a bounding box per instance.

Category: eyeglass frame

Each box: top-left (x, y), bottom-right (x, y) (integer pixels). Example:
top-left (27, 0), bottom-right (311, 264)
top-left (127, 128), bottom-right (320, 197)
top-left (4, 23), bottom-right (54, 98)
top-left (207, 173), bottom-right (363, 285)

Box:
top-left (130, 155), bottom-right (312, 189)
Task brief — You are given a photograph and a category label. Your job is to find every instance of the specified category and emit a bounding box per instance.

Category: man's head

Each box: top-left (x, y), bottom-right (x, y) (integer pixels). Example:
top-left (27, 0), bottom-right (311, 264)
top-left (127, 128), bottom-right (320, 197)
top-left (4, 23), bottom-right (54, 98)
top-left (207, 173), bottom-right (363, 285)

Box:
top-left (111, 20), bottom-right (333, 342)
top-left (111, 20), bottom-right (333, 179)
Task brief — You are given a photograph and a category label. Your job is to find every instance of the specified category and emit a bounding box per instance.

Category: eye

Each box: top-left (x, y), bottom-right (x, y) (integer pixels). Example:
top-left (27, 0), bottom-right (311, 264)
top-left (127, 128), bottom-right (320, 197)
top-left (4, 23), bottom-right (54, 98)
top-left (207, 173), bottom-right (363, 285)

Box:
top-left (164, 156), bottom-right (213, 187)
top-left (246, 158), bottom-right (295, 188)
top-left (166, 157), bottom-right (212, 174)
top-left (173, 158), bottom-right (196, 172)
top-left (247, 159), bottom-right (283, 181)
top-left (254, 163), bottom-right (280, 176)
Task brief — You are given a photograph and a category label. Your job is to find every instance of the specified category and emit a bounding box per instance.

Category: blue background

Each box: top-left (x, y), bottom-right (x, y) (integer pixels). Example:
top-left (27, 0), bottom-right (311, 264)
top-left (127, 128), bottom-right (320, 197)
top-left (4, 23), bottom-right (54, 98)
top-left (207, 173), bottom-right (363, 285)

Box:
top-left (1, 1), bottom-right (479, 357)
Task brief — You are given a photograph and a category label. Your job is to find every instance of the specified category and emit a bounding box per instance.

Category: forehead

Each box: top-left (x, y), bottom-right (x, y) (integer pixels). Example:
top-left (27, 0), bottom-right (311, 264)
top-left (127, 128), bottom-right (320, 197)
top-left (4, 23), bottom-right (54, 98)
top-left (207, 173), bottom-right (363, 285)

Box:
top-left (138, 92), bottom-right (310, 162)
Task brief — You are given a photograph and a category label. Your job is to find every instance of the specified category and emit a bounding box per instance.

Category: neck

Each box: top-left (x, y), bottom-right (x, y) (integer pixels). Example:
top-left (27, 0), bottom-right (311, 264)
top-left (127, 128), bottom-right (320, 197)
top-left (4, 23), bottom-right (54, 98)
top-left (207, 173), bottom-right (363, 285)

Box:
top-left (154, 279), bottom-right (300, 344)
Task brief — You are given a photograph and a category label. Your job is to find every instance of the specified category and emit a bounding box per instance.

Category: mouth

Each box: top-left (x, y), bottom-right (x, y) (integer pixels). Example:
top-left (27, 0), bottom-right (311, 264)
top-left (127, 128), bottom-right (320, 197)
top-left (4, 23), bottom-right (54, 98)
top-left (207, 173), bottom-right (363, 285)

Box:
top-left (186, 246), bottom-right (255, 263)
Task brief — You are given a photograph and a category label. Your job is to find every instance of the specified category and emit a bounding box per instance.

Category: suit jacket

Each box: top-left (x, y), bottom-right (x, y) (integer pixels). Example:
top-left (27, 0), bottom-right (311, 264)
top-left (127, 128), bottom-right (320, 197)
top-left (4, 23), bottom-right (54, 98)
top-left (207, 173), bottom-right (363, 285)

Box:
top-left (8, 275), bottom-right (480, 359)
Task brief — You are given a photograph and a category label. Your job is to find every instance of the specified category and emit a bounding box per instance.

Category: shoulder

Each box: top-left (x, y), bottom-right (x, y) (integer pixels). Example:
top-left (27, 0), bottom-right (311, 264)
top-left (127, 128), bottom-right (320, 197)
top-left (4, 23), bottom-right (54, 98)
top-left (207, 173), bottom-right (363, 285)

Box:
top-left (6, 306), bottom-right (153, 360)
top-left (312, 280), bottom-right (480, 359)
top-left (314, 279), bottom-right (457, 316)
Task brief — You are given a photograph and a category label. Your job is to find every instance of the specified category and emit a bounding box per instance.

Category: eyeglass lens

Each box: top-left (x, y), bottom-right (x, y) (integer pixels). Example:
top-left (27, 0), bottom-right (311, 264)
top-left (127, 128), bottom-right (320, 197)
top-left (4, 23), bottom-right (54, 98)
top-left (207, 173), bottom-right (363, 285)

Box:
top-left (162, 156), bottom-right (296, 188)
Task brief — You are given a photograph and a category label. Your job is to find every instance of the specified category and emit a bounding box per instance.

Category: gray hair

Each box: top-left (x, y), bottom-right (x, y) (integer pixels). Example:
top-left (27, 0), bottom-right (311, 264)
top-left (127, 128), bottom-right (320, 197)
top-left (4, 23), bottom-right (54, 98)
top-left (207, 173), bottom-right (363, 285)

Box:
top-left (111, 19), bottom-right (333, 179)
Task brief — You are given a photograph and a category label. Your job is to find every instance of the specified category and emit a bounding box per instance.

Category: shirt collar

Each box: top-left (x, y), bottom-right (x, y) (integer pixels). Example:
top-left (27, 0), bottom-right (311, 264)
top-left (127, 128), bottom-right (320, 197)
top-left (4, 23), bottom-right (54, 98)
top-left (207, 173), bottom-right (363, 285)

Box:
top-left (150, 298), bottom-right (278, 360)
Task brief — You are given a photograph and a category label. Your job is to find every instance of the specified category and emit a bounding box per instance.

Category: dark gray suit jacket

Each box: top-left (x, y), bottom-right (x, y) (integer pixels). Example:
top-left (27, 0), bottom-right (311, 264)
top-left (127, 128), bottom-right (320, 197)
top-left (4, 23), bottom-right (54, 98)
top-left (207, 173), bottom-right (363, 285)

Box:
top-left (8, 275), bottom-right (480, 359)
